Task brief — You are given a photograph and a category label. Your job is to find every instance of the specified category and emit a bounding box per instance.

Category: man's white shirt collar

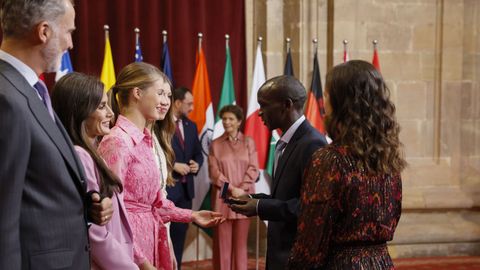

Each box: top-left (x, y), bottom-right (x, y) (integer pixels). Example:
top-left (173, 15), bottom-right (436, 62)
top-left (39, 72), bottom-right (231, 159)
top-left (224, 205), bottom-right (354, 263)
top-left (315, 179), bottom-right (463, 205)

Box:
top-left (280, 115), bottom-right (306, 145)
top-left (0, 49), bottom-right (39, 88)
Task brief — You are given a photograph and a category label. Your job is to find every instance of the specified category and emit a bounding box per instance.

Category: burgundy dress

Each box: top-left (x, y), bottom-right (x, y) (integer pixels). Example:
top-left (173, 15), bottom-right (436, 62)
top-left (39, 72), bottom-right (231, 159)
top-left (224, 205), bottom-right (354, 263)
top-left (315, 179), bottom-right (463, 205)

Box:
top-left (287, 144), bottom-right (402, 270)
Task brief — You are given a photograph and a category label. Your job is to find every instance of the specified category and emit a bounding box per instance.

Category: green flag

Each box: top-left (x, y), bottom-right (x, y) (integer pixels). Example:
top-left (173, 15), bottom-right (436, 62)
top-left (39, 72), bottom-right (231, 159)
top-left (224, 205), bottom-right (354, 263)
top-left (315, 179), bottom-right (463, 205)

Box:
top-left (213, 44), bottom-right (236, 139)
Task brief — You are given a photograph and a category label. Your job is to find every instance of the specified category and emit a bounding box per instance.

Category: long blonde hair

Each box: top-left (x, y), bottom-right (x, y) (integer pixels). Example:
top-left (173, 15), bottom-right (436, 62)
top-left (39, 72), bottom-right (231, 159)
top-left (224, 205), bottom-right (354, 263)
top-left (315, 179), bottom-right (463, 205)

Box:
top-left (110, 62), bottom-right (176, 186)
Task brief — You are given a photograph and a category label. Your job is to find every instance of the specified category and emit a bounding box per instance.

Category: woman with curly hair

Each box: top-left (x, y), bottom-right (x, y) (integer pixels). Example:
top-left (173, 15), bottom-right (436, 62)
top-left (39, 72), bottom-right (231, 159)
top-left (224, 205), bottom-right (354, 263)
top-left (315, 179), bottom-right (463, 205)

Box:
top-left (287, 60), bottom-right (406, 270)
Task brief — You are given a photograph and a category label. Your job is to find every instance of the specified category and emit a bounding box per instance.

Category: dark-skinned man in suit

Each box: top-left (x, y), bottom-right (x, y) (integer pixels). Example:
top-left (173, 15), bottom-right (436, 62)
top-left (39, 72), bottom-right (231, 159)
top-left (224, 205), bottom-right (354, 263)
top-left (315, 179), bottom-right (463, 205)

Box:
top-left (231, 75), bottom-right (327, 270)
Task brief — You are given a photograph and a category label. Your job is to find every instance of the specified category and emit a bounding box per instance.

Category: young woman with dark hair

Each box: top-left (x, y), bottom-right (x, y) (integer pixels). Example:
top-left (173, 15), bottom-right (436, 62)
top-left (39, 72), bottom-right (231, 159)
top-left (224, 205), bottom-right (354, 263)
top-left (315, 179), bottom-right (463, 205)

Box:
top-left (287, 60), bottom-right (406, 270)
top-left (52, 72), bottom-right (141, 269)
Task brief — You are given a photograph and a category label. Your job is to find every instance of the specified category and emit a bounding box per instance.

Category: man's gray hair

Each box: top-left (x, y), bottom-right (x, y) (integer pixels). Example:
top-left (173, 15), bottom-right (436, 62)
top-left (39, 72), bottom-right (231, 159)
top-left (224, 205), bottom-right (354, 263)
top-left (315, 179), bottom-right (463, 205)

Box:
top-left (1, 0), bottom-right (71, 38)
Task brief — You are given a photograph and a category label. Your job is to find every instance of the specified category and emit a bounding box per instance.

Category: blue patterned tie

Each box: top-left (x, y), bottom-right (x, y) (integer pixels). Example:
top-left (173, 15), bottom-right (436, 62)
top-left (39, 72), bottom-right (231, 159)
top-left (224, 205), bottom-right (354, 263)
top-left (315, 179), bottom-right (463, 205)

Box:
top-left (34, 80), bottom-right (55, 121)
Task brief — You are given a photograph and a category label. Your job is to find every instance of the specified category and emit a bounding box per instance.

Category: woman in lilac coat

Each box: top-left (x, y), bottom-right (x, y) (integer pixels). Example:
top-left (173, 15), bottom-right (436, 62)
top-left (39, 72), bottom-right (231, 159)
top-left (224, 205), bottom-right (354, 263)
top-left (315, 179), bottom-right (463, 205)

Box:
top-left (52, 72), bottom-right (146, 269)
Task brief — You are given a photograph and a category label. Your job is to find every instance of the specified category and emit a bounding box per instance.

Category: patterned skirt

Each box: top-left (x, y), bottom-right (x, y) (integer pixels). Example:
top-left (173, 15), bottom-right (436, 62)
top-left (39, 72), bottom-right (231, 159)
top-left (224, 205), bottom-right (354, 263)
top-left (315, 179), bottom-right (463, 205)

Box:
top-left (324, 243), bottom-right (395, 270)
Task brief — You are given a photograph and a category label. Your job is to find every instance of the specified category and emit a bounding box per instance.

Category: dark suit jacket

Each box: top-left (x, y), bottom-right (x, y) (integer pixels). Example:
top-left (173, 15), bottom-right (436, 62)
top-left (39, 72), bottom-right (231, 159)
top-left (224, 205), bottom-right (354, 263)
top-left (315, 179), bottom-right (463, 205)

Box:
top-left (167, 116), bottom-right (204, 202)
top-left (0, 60), bottom-right (90, 270)
top-left (253, 120), bottom-right (327, 270)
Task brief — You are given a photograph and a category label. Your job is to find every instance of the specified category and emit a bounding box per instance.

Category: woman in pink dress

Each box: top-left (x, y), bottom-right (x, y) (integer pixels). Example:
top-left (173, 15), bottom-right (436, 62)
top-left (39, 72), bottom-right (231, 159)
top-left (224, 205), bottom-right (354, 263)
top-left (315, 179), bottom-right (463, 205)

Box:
top-left (52, 72), bottom-right (142, 269)
top-left (208, 105), bottom-right (259, 270)
top-left (98, 62), bottom-right (223, 270)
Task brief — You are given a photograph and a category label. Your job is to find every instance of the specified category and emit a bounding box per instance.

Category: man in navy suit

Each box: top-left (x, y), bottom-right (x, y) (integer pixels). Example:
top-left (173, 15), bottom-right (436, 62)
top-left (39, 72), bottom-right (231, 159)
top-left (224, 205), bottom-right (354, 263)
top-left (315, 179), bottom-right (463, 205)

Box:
top-left (0, 0), bottom-right (113, 269)
top-left (231, 75), bottom-right (327, 270)
top-left (167, 86), bottom-right (204, 267)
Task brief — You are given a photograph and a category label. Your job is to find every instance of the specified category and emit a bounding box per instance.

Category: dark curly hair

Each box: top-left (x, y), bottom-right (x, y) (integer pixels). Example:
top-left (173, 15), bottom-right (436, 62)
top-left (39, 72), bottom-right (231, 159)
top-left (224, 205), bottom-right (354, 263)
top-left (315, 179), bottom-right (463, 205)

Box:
top-left (325, 60), bottom-right (406, 174)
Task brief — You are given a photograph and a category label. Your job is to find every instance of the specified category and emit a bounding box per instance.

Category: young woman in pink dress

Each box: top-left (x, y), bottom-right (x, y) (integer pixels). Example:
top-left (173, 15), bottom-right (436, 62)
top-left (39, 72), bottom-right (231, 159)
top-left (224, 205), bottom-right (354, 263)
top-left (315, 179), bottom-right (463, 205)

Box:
top-left (52, 72), bottom-right (143, 269)
top-left (98, 62), bottom-right (223, 270)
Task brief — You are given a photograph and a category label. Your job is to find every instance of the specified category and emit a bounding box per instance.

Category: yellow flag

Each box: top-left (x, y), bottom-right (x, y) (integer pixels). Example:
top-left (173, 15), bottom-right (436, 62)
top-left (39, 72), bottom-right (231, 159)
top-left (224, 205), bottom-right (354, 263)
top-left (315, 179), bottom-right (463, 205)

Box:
top-left (100, 34), bottom-right (115, 92)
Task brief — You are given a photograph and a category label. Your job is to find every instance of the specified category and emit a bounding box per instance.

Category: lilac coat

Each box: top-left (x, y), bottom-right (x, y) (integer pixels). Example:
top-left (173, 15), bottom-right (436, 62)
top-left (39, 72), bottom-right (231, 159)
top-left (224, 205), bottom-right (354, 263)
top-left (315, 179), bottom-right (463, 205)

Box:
top-left (75, 146), bottom-right (139, 270)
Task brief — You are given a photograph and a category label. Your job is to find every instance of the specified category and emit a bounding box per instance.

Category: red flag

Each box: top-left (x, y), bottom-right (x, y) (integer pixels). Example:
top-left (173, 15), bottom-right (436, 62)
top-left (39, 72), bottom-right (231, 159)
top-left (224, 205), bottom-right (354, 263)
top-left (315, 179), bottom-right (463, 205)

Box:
top-left (305, 52), bottom-right (325, 134)
top-left (372, 45), bottom-right (381, 71)
top-left (343, 40), bottom-right (349, 63)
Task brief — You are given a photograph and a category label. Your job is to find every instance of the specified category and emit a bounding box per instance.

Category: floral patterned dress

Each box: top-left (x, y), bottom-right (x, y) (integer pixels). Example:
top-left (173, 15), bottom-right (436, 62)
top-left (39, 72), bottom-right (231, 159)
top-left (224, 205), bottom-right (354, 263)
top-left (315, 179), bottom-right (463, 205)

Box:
top-left (287, 144), bottom-right (402, 270)
top-left (98, 115), bottom-right (192, 270)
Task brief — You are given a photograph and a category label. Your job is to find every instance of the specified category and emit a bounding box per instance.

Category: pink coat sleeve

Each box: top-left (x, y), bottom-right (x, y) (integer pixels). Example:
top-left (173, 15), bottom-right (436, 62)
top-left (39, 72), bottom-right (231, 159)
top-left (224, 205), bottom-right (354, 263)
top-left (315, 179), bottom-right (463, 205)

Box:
top-left (239, 137), bottom-right (260, 191)
top-left (97, 136), bottom-right (147, 266)
top-left (75, 146), bottom-right (139, 270)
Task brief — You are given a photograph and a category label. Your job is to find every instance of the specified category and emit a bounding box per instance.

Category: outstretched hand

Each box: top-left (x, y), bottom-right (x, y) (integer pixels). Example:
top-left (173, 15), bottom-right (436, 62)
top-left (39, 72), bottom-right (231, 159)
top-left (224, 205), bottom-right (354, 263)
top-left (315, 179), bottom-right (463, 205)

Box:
top-left (192, 210), bottom-right (225, 227)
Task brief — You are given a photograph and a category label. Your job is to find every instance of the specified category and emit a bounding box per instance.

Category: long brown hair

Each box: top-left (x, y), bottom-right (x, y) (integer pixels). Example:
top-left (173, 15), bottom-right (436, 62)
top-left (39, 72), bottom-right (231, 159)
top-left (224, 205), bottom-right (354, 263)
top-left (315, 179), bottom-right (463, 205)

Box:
top-left (110, 62), bottom-right (176, 186)
top-left (52, 72), bottom-right (123, 197)
top-left (325, 60), bottom-right (406, 174)
top-left (153, 118), bottom-right (176, 187)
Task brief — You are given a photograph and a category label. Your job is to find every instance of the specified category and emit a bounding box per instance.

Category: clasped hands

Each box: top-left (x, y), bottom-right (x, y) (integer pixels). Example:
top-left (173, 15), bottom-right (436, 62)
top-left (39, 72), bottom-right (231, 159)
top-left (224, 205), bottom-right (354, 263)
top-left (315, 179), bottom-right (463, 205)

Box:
top-left (174, 160), bottom-right (200, 175)
top-left (88, 192), bottom-right (114, 226)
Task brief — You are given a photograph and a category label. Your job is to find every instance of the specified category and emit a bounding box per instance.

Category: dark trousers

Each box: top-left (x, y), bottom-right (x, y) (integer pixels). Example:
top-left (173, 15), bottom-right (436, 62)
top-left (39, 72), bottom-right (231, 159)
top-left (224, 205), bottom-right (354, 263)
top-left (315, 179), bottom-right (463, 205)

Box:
top-left (169, 184), bottom-right (193, 269)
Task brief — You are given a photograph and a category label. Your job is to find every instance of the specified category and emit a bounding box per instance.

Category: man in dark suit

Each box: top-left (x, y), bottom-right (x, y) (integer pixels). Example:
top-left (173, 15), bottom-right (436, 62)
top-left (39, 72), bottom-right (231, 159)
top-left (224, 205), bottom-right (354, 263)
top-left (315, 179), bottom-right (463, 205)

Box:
top-left (231, 75), bottom-right (327, 269)
top-left (0, 1), bottom-right (112, 269)
top-left (167, 86), bottom-right (204, 267)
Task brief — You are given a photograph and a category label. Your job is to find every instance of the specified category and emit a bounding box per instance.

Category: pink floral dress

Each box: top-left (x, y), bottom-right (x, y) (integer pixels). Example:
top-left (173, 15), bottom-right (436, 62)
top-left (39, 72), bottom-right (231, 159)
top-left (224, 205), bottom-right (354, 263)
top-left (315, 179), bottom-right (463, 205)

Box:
top-left (98, 115), bottom-right (192, 270)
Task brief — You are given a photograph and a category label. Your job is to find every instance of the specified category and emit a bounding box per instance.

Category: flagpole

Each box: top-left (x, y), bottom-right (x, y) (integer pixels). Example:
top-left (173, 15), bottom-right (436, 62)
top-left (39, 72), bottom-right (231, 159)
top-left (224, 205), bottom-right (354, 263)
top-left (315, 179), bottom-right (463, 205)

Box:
top-left (313, 38), bottom-right (318, 54)
top-left (286, 37), bottom-right (291, 54)
top-left (134, 27), bottom-right (140, 45)
top-left (198, 32), bottom-right (203, 53)
top-left (103, 24), bottom-right (110, 41)
top-left (195, 31), bottom-right (203, 270)
top-left (373, 39), bottom-right (378, 49)
top-left (225, 34), bottom-right (230, 49)
top-left (162, 30), bottom-right (167, 44)
top-left (343, 39), bottom-right (348, 62)
top-left (256, 38), bottom-right (263, 270)
top-left (195, 225), bottom-right (199, 270)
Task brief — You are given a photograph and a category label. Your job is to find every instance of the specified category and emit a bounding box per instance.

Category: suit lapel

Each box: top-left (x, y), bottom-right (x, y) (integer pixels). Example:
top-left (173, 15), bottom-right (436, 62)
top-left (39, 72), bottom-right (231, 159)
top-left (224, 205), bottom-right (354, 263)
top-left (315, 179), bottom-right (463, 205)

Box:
top-left (0, 61), bottom-right (84, 188)
top-left (272, 121), bottom-right (310, 195)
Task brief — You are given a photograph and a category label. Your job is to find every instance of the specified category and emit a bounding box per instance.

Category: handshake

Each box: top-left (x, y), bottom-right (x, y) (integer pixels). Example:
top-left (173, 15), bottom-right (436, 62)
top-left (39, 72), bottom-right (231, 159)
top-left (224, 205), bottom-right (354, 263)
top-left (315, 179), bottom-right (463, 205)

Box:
top-left (221, 182), bottom-right (258, 217)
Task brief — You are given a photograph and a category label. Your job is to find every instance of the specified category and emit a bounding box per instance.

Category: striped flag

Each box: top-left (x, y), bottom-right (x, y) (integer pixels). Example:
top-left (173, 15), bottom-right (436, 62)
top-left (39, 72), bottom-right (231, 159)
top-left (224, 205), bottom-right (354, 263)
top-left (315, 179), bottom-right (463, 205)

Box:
top-left (55, 51), bottom-right (73, 81)
top-left (244, 41), bottom-right (270, 195)
top-left (305, 51), bottom-right (325, 133)
top-left (190, 45), bottom-right (215, 212)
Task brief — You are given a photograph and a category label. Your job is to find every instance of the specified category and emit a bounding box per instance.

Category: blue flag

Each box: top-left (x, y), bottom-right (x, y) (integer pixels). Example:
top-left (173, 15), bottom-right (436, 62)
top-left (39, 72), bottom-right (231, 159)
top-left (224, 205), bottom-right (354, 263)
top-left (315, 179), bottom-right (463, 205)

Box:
top-left (55, 51), bottom-right (73, 81)
top-left (161, 41), bottom-right (174, 85)
top-left (135, 38), bottom-right (143, 62)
